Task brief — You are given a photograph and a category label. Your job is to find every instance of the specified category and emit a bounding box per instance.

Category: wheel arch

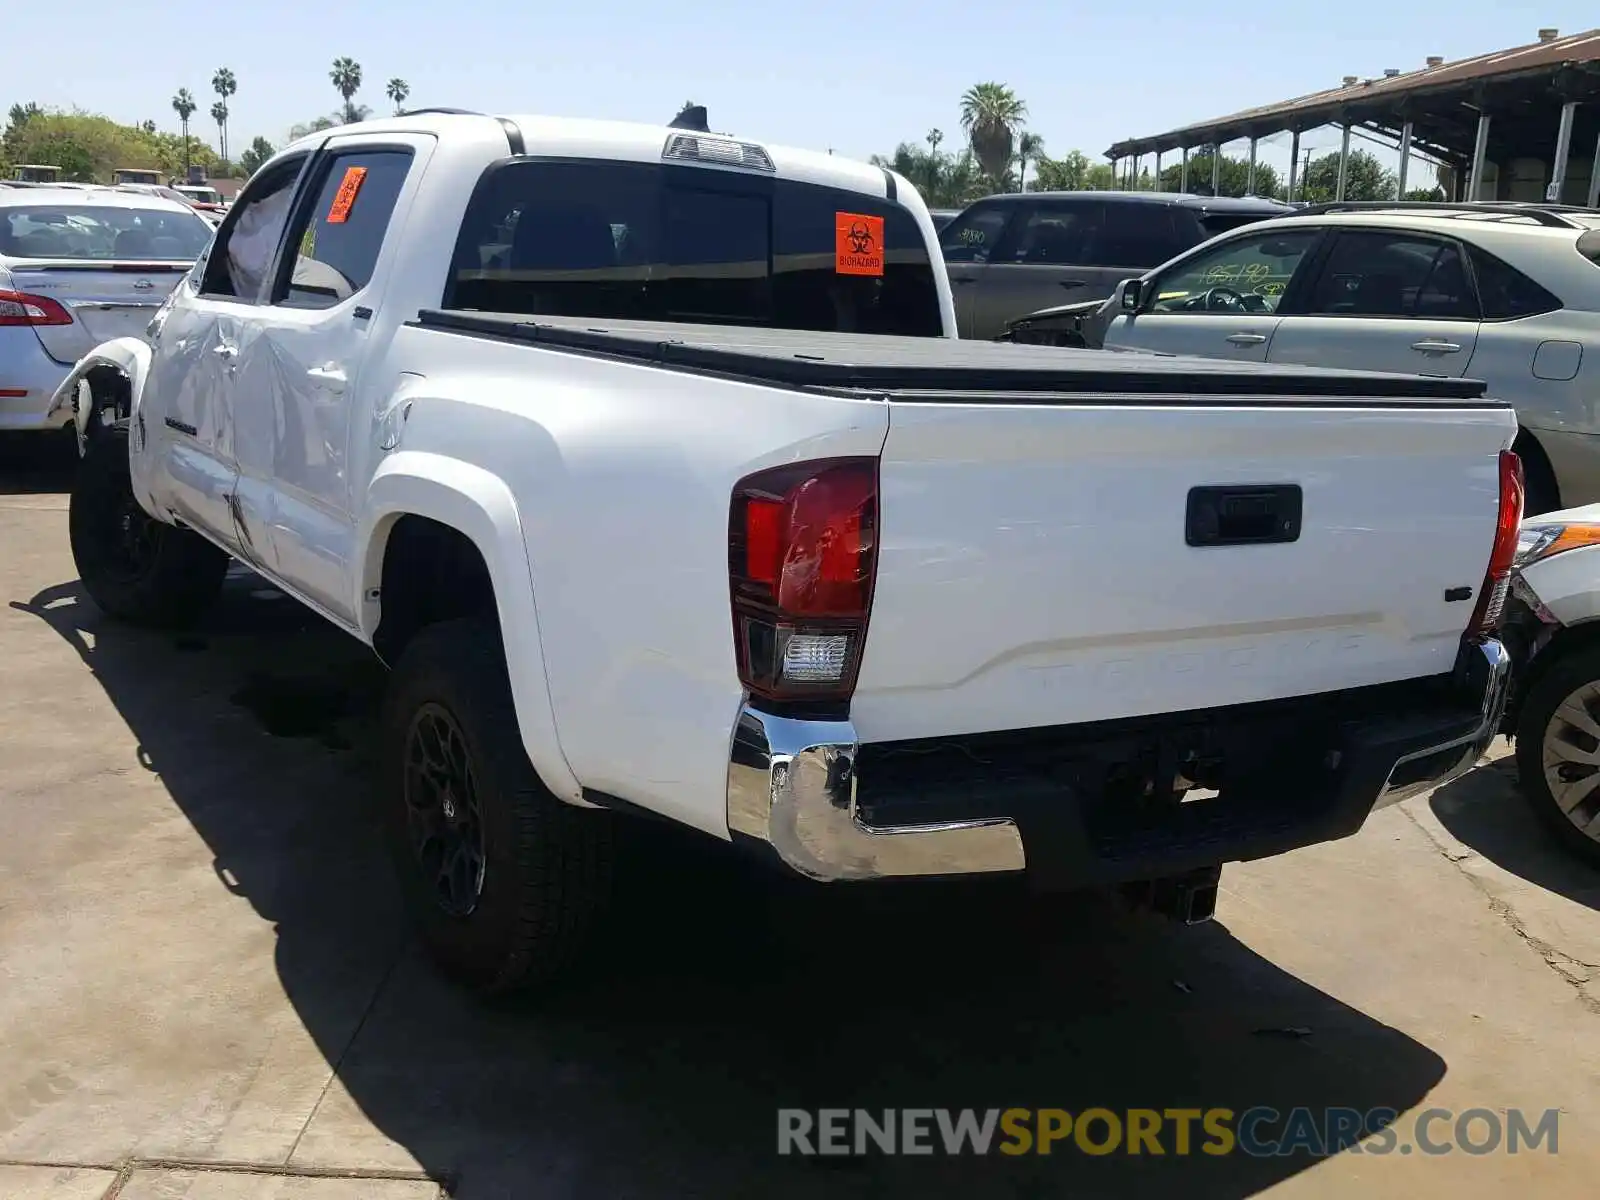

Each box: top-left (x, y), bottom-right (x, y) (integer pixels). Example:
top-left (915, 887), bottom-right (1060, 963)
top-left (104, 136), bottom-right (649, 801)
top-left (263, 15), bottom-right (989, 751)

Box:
top-left (359, 453), bottom-right (588, 806)
top-left (1508, 616), bottom-right (1600, 735)
top-left (1513, 427), bottom-right (1561, 516)
top-left (46, 337), bottom-right (154, 455)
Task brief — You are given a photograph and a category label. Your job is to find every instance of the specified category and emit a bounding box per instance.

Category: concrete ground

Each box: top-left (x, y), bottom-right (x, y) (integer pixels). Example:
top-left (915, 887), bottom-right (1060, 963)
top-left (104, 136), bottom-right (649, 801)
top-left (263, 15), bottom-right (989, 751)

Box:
top-left (1, 439), bottom-right (1597, 1199)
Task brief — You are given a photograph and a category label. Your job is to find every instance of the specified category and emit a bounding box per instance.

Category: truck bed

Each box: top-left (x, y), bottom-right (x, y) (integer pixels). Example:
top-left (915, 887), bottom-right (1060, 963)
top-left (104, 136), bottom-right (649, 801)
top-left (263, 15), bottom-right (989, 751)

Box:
top-left (414, 310), bottom-right (1500, 404)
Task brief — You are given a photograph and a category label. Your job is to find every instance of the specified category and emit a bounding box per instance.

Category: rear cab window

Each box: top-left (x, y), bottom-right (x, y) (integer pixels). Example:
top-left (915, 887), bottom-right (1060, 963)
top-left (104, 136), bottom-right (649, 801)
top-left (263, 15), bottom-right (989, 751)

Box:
top-left (445, 159), bottom-right (943, 337)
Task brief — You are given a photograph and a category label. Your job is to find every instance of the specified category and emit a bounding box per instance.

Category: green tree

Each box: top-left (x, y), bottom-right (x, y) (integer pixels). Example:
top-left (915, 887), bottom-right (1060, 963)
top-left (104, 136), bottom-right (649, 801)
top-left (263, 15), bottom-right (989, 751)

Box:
top-left (1015, 131), bottom-right (1044, 193)
top-left (288, 114), bottom-right (342, 141)
top-left (1403, 186), bottom-right (1446, 201)
top-left (238, 135), bottom-right (274, 176)
top-left (1031, 149), bottom-right (1090, 191)
top-left (8, 102), bottom-right (42, 129)
top-left (171, 88), bottom-right (197, 174)
top-left (330, 57), bottom-right (364, 124)
top-left (2, 109), bottom-right (211, 182)
top-left (211, 67), bottom-right (236, 161)
top-left (871, 141), bottom-right (996, 208)
top-left (139, 119), bottom-right (157, 134)
top-left (1158, 150), bottom-right (1281, 198)
top-left (1299, 148), bottom-right (1397, 202)
top-left (386, 77), bottom-right (411, 114)
top-left (959, 82), bottom-right (1026, 182)
top-left (209, 101), bottom-right (228, 157)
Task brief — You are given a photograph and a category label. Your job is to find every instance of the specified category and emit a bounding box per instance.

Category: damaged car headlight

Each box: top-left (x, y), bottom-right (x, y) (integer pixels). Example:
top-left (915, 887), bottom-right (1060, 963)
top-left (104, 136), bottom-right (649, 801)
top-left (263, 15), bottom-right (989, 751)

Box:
top-left (1514, 522), bottom-right (1600, 568)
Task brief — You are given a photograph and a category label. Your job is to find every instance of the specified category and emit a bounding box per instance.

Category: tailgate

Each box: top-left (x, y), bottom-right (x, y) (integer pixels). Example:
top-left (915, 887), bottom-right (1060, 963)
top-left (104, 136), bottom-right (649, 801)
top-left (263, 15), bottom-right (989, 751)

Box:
top-left (850, 398), bottom-right (1514, 744)
top-left (3, 263), bottom-right (186, 364)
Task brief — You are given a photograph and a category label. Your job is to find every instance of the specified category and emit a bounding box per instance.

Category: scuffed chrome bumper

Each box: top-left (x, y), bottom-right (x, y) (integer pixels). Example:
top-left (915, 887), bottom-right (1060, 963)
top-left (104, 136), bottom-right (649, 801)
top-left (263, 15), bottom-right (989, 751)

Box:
top-left (726, 706), bottom-right (1026, 882)
top-left (1371, 637), bottom-right (1511, 809)
top-left (725, 639), bottom-right (1509, 885)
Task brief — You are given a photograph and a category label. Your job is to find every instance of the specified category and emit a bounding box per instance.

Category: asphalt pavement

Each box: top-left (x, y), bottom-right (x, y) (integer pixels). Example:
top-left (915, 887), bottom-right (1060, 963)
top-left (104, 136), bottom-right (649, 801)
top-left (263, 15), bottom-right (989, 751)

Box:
top-left (1, 440), bottom-right (1596, 1199)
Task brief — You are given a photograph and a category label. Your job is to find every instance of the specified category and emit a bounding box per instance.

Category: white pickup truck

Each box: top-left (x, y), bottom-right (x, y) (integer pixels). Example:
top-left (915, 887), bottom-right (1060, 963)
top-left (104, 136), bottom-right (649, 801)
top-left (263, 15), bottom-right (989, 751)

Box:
top-left (52, 111), bottom-right (1519, 994)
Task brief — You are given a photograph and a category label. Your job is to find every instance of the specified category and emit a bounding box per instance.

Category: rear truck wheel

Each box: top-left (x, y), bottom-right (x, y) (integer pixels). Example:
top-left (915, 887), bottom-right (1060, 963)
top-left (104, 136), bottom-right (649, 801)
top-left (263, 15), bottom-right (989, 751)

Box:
top-left (380, 618), bottom-right (615, 994)
top-left (1513, 645), bottom-right (1600, 867)
top-left (68, 424), bottom-right (228, 628)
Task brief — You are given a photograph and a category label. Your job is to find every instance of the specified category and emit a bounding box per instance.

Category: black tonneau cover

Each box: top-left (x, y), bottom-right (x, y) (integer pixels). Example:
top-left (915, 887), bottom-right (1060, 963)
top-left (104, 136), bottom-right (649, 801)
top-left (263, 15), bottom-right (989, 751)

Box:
top-left (414, 310), bottom-right (1500, 404)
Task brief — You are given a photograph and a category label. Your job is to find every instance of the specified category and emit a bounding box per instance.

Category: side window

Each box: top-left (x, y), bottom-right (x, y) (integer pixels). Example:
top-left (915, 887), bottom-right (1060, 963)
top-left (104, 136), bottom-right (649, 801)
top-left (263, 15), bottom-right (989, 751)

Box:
top-left (1087, 202), bottom-right (1185, 270)
top-left (1305, 231), bottom-right (1476, 320)
top-left (1469, 245), bottom-right (1562, 319)
top-left (1147, 229), bottom-right (1320, 313)
top-left (273, 149), bottom-right (413, 310)
top-left (938, 204), bottom-right (1010, 264)
top-left (198, 155), bottom-right (308, 299)
top-left (1001, 202), bottom-right (1101, 265)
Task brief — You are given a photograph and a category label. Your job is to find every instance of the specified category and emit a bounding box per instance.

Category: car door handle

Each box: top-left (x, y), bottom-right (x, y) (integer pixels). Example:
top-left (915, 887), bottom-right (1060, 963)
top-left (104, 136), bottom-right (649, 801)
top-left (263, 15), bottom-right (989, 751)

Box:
top-left (950, 276), bottom-right (978, 286)
top-left (1411, 339), bottom-right (1462, 354)
top-left (1225, 332), bottom-right (1268, 346)
top-left (1058, 279), bottom-right (1088, 290)
top-left (306, 364), bottom-right (347, 392)
top-left (211, 343), bottom-right (238, 359)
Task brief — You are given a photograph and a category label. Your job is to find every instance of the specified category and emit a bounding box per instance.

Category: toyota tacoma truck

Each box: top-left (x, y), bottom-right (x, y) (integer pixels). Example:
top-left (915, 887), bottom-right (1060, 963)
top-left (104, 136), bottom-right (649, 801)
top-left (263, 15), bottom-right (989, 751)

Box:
top-left (50, 110), bottom-right (1518, 995)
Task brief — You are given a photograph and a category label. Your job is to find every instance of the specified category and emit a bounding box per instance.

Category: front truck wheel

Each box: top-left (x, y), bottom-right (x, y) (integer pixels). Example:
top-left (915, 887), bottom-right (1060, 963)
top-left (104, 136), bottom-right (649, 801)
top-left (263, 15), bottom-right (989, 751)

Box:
top-left (380, 618), bottom-right (615, 994)
top-left (68, 424), bottom-right (228, 628)
top-left (1514, 645), bottom-right (1600, 867)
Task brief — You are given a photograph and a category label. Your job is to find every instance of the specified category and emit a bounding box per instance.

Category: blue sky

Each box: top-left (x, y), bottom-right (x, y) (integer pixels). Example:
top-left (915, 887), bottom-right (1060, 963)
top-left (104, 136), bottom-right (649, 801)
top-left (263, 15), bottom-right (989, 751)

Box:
top-left (7, 1), bottom-right (1595, 181)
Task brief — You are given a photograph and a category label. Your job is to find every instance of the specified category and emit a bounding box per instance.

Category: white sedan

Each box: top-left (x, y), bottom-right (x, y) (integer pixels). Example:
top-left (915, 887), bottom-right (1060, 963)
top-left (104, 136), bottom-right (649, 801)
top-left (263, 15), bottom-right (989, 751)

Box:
top-left (0, 187), bottom-right (214, 433)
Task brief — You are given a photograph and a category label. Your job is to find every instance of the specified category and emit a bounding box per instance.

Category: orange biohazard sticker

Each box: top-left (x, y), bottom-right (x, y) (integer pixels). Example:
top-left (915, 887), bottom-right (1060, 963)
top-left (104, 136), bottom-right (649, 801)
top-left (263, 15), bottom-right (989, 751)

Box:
top-left (835, 212), bottom-right (885, 276)
top-left (326, 166), bottom-right (368, 224)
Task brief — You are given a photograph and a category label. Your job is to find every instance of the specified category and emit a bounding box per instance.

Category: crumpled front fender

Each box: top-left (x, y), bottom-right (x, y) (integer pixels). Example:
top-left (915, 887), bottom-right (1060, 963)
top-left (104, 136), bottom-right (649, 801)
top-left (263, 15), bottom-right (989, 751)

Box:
top-left (45, 337), bottom-right (154, 456)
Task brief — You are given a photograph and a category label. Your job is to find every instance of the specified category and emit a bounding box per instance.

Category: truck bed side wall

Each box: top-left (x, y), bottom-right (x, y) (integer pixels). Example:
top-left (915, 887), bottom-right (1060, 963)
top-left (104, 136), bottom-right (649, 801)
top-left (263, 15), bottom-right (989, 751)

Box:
top-left (372, 326), bottom-right (889, 836)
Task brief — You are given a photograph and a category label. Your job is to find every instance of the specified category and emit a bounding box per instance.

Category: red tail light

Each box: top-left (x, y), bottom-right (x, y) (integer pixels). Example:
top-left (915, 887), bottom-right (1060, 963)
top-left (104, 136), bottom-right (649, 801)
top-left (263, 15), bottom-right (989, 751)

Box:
top-left (1465, 449), bottom-right (1524, 641)
top-left (0, 289), bottom-right (72, 327)
top-left (729, 457), bottom-right (879, 704)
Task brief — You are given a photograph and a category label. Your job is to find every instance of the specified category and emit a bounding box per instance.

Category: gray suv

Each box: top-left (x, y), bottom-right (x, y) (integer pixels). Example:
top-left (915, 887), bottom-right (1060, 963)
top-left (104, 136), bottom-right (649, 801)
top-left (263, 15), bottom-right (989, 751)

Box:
top-left (938, 191), bottom-right (1294, 340)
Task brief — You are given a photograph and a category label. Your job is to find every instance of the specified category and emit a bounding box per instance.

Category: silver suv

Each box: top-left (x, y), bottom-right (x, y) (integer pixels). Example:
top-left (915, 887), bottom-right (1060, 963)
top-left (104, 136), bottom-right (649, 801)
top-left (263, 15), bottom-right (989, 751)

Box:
top-left (937, 191), bottom-right (1292, 340)
top-left (1102, 202), bottom-right (1600, 514)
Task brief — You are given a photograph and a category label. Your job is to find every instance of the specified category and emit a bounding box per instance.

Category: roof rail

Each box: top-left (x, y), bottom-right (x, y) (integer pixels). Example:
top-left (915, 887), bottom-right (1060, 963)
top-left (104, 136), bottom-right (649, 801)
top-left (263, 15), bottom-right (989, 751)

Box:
top-left (1283, 200), bottom-right (1585, 229)
top-left (396, 106), bottom-right (485, 117)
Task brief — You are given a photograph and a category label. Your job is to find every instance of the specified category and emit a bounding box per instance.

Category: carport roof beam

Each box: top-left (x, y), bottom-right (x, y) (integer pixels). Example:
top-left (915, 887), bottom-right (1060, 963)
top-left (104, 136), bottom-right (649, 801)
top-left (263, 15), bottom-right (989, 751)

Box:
top-left (1104, 28), bottom-right (1600, 159)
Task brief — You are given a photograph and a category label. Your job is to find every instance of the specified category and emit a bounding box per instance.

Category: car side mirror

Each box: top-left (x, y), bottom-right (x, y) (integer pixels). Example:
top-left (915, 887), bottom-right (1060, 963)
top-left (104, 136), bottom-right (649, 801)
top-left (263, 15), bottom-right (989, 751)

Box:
top-left (1119, 278), bottom-right (1145, 313)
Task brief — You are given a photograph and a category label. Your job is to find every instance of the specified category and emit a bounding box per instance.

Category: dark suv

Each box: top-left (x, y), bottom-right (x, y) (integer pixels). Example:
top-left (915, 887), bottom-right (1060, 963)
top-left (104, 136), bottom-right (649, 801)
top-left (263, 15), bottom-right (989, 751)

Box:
top-left (938, 191), bottom-right (1293, 339)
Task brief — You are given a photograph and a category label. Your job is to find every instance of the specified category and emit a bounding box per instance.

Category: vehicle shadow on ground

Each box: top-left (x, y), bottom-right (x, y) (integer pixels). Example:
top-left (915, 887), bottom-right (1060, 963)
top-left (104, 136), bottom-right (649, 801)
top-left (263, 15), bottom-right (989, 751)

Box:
top-left (15, 576), bottom-right (1450, 1199)
top-left (0, 433), bottom-right (78, 496)
top-left (1429, 756), bottom-right (1600, 913)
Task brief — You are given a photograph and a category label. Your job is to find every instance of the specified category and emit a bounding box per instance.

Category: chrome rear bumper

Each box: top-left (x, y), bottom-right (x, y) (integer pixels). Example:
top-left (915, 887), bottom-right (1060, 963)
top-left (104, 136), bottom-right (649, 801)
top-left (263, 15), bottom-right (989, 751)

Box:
top-left (726, 706), bottom-right (1026, 882)
top-left (726, 639), bottom-right (1510, 884)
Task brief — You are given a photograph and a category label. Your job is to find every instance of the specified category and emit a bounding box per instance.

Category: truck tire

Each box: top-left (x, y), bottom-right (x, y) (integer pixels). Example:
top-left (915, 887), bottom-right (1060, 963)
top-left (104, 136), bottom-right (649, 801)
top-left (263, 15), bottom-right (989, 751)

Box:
top-left (69, 424), bottom-right (229, 628)
top-left (380, 618), bottom-right (615, 994)
top-left (1513, 646), bottom-right (1600, 867)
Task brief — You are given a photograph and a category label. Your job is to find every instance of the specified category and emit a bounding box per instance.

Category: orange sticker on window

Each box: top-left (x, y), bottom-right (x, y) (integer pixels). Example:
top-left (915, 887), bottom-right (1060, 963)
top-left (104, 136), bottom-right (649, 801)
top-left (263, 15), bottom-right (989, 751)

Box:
top-left (326, 166), bottom-right (368, 224)
top-left (835, 212), bottom-right (885, 276)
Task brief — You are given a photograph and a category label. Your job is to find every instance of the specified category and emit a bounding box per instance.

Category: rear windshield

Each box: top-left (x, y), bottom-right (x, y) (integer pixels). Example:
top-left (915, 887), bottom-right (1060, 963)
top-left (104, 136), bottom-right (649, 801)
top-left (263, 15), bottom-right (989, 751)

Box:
top-left (0, 204), bottom-right (213, 260)
top-left (445, 158), bottom-right (943, 337)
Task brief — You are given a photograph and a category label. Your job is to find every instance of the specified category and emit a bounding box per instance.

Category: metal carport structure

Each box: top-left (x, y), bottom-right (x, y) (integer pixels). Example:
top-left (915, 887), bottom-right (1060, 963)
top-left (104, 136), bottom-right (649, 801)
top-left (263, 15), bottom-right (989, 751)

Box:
top-left (1105, 27), bottom-right (1600, 206)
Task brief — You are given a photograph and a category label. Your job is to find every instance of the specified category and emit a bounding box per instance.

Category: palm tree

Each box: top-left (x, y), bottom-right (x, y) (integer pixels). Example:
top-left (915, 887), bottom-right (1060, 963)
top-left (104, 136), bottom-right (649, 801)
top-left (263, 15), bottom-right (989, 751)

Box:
top-left (210, 101), bottom-right (228, 157)
top-left (386, 78), bottom-right (410, 115)
top-left (211, 67), bottom-right (236, 162)
top-left (959, 82), bottom-right (1027, 183)
top-left (330, 57), bottom-right (363, 124)
top-left (172, 88), bottom-right (197, 174)
top-left (1016, 132), bottom-right (1043, 192)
